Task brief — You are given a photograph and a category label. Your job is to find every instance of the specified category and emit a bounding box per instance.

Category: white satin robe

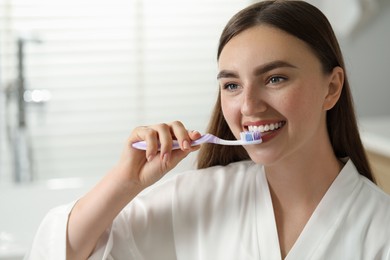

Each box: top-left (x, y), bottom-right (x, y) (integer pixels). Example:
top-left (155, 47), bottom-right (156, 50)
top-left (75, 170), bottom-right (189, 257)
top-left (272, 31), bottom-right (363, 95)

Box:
top-left (26, 160), bottom-right (390, 260)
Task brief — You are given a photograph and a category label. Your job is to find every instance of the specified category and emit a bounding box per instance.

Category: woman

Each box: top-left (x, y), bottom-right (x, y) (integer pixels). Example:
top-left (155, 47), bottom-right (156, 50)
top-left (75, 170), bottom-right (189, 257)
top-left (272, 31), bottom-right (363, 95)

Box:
top-left (27, 1), bottom-right (390, 259)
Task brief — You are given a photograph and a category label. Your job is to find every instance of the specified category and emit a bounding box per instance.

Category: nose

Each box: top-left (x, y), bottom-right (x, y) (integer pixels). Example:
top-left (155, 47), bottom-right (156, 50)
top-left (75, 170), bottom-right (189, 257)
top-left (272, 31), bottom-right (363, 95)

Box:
top-left (241, 85), bottom-right (267, 116)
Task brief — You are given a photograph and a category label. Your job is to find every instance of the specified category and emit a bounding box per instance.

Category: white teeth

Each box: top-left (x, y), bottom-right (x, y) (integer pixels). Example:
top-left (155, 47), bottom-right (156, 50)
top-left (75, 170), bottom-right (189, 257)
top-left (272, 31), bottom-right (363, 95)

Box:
top-left (248, 122), bottom-right (284, 133)
top-left (259, 125), bottom-right (265, 132)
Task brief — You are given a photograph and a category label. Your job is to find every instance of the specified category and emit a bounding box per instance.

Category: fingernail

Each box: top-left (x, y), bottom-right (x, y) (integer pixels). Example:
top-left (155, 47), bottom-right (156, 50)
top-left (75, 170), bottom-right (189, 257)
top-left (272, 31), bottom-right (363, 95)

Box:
top-left (183, 140), bottom-right (190, 150)
top-left (147, 155), bottom-right (154, 162)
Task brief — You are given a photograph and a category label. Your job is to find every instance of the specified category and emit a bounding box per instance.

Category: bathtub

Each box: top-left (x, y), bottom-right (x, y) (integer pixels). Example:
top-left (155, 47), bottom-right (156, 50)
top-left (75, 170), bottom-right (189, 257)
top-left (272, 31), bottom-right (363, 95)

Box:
top-left (0, 177), bottom-right (99, 260)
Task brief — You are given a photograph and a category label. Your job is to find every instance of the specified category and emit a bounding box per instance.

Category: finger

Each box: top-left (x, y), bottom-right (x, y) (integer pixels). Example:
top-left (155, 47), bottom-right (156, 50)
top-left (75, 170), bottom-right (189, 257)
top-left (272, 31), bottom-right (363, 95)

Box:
top-left (170, 121), bottom-right (192, 151)
top-left (130, 126), bottom-right (159, 161)
top-left (152, 123), bottom-right (174, 161)
top-left (163, 143), bottom-right (200, 171)
top-left (143, 128), bottom-right (161, 161)
top-left (188, 130), bottom-right (202, 141)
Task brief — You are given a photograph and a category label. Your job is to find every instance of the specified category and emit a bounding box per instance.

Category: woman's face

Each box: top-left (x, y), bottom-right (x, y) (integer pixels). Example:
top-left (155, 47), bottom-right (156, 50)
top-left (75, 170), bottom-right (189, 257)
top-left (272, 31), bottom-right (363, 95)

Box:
top-left (218, 25), bottom-right (338, 165)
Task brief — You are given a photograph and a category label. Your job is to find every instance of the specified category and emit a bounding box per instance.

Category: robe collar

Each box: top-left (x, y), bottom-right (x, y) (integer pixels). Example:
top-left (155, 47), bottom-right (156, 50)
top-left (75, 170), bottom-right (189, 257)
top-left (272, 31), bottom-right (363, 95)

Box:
top-left (254, 159), bottom-right (360, 259)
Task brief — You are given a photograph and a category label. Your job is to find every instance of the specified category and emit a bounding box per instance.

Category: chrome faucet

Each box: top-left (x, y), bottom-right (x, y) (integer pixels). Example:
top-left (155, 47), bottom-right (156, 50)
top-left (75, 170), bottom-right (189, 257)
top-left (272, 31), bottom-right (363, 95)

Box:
top-left (6, 36), bottom-right (43, 183)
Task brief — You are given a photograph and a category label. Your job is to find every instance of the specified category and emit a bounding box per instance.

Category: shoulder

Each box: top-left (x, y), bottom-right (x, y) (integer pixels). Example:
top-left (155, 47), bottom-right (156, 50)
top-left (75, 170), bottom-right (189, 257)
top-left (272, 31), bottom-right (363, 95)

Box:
top-left (168, 160), bottom-right (263, 209)
top-left (342, 160), bottom-right (390, 211)
top-left (359, 175), bottom-right (390, 215)
top-left (179, 160), bottom-right (259, 178)
top-left (357, 178), bottom-right (390, 251)
top-left (348, 164), bottom-right (390, 239)
top-left (174, 160), bottom-right (260, 188)
top-left (332, 160), bottom-right (390, 234)
top-left (135, 160), bottom-right (262, 202)
top-left (125, 160), bottom-right (263, 224)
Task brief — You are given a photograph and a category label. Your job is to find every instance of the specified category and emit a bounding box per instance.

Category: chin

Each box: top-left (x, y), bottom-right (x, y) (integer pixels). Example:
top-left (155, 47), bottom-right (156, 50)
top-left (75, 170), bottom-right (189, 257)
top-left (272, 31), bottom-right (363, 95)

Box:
top-left (246, 148), bottom-right (280, 166)
top-left (247, 151), bottom-right (268, 165)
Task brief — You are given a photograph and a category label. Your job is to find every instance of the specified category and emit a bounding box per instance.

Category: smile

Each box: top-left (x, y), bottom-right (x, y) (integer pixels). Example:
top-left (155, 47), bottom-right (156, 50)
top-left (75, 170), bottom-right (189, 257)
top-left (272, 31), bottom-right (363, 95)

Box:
top-left (247, 121), bottom-right (285, 133)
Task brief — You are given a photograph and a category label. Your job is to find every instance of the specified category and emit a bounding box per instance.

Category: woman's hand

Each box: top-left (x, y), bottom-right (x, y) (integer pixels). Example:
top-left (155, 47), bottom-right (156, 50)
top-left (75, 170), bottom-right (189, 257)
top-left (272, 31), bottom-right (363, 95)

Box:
top-left (116, 121), bottom-right (201, 189)
top-left (66, 121), bottom-right (201, 260)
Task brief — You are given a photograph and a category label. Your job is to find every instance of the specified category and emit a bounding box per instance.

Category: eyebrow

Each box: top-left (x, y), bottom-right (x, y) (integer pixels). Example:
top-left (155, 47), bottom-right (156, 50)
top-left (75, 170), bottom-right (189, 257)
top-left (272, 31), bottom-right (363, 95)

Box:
top-left (217, 60), bottom-right (297, 79)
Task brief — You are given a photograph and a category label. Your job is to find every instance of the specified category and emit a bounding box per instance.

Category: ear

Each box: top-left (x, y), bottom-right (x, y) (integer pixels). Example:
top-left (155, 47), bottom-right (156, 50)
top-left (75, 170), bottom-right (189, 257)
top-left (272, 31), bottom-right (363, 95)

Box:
top-left (323, 66), bottom-right (344, 111)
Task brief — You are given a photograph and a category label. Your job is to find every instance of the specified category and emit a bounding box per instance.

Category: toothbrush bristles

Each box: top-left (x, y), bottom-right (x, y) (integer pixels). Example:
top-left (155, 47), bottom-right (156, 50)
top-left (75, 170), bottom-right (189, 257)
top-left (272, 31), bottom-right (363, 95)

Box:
top-left (240, 130), bottom-right (261, 142)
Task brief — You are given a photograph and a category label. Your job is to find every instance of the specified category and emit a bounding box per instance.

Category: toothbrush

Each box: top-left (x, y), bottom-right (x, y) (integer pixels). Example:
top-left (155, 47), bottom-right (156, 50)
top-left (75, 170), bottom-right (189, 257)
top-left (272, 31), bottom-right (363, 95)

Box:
top-left (131, 131), bottom-right (262, 151)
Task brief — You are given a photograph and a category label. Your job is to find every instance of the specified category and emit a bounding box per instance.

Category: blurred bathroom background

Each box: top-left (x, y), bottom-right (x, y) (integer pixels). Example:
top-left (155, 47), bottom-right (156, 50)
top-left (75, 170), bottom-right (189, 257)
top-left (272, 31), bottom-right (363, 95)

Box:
top-left (0, 0), bottom-right (389, 259)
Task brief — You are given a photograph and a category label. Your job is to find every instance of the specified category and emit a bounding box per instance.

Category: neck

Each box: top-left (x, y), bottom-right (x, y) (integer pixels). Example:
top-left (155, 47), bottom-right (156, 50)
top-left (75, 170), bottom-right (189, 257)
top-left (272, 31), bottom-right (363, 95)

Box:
top-left (264, 141), bottom-right (342, 210)
top-left (260, 121), bottom-right (345, 258)
top-left (264, 141), bottom-right (343, 259)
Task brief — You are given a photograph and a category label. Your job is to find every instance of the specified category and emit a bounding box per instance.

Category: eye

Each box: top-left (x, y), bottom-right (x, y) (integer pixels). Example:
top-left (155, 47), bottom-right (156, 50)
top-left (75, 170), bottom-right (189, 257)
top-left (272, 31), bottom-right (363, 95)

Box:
top-left (223, 83), bottom-right (240, 91)
top-left (267, 76), bottom-right (287, 85)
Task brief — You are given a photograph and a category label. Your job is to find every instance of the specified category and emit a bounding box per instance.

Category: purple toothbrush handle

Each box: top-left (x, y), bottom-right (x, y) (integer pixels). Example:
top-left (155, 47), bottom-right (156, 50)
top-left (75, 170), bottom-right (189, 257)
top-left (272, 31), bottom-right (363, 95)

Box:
top-left (131, 140), bottom-right (181, 150)
top-left (131, 134), bottom-right (214, 151)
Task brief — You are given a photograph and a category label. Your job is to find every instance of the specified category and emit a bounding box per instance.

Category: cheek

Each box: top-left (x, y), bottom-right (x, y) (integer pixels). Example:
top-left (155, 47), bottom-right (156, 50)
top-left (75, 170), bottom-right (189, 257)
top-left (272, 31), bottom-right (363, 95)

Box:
top-left (283, 94), bottom-right (308, 116)
top-left (221, 96), bottom-right (241, 131)
top-left (280, 86), bottom-right (325, 127)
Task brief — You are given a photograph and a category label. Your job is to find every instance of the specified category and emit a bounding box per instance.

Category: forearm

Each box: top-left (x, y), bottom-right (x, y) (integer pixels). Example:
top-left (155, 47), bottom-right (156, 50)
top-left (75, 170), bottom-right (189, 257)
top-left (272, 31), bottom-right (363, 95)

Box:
top-left (66, 166), bottom-right (144, 260)
top-left (65, 122), bottom-right (199, 259)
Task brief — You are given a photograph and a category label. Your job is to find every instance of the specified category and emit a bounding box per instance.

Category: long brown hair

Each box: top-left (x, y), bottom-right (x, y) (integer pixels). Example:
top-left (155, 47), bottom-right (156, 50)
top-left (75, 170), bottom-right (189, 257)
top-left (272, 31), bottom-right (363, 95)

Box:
top-left (197, 0), bottom-right (374, 182)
